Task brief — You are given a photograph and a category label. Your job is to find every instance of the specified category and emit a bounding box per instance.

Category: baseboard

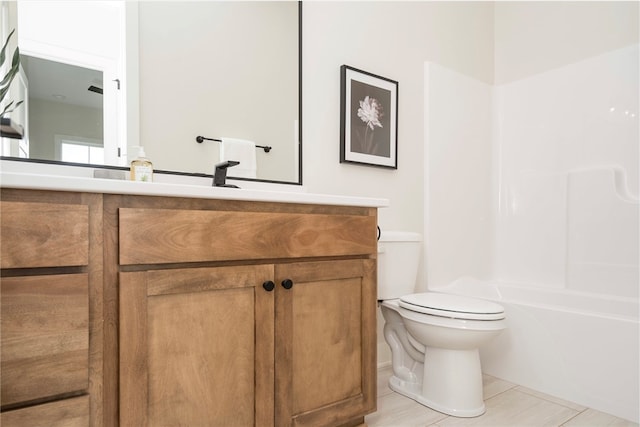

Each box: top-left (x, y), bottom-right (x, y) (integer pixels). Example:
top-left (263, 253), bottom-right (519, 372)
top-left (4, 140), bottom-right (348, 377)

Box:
top-left (377, 360), bottom-right (391, 370)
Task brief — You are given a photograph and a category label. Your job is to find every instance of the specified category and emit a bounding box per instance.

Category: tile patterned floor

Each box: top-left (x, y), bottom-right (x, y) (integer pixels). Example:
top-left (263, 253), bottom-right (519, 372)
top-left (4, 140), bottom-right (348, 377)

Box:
top-left (365, 366), bottom-right (638, 427)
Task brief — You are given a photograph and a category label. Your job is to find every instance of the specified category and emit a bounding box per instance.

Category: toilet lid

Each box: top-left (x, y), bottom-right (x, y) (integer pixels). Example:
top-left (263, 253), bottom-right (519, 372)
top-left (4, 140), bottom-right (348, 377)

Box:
top-left (399, 292), bottom-right (505, 320)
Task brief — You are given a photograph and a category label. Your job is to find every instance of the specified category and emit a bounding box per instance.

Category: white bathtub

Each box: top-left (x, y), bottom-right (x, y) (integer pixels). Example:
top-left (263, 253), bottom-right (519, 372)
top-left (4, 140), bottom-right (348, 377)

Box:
top-left (434, 278), bottom-right (640, 423)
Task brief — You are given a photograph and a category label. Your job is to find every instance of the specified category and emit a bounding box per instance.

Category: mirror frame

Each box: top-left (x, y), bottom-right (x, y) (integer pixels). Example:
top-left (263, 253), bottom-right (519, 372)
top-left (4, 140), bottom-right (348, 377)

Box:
top-left (2, 2), bottom-right (303, 186)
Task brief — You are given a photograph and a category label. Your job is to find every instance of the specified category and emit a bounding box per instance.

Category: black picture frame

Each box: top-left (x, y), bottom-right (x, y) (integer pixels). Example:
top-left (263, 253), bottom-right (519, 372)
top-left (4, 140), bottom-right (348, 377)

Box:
top-left (340, 65), bottom-right (398, 169)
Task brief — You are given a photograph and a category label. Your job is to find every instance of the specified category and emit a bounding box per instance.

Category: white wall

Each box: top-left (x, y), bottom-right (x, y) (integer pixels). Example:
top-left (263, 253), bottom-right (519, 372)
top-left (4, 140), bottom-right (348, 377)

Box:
top-left (302, 1), bottom-right (494, 235)
top-left (494, 1), bottom-right (639, 85)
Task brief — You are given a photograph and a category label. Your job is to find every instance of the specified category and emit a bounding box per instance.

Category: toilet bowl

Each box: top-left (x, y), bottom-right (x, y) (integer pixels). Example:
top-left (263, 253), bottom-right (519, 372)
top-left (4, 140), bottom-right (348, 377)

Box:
top-left (378, 231), bottom-right (506, 417)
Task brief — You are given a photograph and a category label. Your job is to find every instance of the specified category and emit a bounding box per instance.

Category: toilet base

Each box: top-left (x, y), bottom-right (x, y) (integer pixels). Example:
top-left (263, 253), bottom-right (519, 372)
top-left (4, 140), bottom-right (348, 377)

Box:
top-left (387, 346), bottom-right (487, 418)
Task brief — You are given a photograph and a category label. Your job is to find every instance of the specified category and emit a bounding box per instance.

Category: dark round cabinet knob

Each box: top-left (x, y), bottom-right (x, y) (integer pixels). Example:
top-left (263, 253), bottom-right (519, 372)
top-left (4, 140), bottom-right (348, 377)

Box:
top-left (281, 279), bottom-right (294, 290)
top-left (262, 281), bottom-right (275, 292)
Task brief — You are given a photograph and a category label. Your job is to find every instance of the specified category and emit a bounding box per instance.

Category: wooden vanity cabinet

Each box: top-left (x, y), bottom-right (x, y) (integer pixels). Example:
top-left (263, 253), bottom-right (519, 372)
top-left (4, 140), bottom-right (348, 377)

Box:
top-left (0, 189), bottom-right (103, 426)
top-left (0, 189), bottom-right (378, 427)
top-left (113, 195), bottom-right (378, 427)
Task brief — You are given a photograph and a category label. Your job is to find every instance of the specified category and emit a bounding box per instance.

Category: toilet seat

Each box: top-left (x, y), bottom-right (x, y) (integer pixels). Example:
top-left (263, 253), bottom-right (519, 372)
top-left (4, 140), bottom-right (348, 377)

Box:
top-left (399, 292), bottom-right (505, 320)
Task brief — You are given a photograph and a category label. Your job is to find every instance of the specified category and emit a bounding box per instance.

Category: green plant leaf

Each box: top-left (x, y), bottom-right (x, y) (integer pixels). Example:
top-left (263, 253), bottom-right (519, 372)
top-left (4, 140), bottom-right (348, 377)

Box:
top-left (11, 44), bottom-right (20, 68)
top-left (0, 83), bottom-right (11, 101)
top-left (0, 29), bottom-right (15, 67)
top-left (1, 100), bottom-right (23, 116)
top-left (0, 46), bottom-right (21, 88)
top-left (0, 29), bottom-right (22, 114)
top-left (1, 100), bottom-right (14, 116)
top-left (0, 64), bottom-right (18, 88)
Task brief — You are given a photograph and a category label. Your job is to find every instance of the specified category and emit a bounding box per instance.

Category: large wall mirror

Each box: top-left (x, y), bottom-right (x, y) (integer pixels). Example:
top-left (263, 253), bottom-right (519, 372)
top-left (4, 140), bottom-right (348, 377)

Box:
top-left (3, 1), bottom-right (302, 185)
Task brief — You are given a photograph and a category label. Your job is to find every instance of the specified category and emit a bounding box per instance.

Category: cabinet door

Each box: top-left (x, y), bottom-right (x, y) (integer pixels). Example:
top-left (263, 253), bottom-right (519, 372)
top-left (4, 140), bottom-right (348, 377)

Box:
top-left (119, 265), bottom-right (274, 427)
top-left (274, 259), bottom-right (377, 427)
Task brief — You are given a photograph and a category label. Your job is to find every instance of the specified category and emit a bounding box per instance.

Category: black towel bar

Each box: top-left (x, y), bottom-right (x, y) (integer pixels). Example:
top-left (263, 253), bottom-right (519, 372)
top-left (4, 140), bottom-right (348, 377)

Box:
top-left (196, 135), bottom-right (272, 153)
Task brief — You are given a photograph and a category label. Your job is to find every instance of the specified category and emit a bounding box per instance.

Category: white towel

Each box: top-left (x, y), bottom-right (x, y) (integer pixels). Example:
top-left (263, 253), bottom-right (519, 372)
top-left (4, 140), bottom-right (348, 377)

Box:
top-left (220, 137), bottom-right (257, 178)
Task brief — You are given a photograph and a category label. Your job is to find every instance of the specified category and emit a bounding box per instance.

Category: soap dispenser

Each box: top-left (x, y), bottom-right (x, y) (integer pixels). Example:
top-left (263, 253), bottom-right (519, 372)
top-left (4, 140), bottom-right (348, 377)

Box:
top-left (130, 146), bottom-right (153, 182)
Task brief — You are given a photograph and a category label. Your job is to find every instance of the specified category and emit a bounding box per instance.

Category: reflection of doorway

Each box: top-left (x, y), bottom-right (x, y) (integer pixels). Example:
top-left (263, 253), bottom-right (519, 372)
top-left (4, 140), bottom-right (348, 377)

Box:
top-left (16, 1), bottom-right (127, 166)
top-left (23, 56), bottom-right (104, 164)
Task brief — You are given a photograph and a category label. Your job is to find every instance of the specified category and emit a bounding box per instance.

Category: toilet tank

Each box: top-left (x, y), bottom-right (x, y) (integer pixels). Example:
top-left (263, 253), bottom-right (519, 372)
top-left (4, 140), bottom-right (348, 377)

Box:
top-left (377, 231), bottom-right (422, 300)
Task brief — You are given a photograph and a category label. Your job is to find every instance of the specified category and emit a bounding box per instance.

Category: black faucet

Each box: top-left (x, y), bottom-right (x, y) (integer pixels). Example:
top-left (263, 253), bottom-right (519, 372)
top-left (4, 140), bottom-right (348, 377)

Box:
top-left (213, 160), bottom-right (240, 188)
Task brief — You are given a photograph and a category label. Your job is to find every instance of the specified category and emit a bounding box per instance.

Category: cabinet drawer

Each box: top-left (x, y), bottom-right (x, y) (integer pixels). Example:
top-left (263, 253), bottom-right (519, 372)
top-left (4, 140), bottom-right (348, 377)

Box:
top-left (1, 395), bottom-right (89, 427)
top-left (119, 208), bottom-right (376, 265)
top-left (1, 274), bottom-right (89, 406)
top-left (0, 201), bottom-right (89, 268)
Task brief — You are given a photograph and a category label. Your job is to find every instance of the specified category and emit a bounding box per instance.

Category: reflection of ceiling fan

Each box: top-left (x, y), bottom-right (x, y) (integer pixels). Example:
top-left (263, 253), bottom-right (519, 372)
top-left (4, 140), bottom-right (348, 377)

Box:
top-left (87, 77), bottom-right (103, 95)
top-left (88, 85), bottom-right (103, 95)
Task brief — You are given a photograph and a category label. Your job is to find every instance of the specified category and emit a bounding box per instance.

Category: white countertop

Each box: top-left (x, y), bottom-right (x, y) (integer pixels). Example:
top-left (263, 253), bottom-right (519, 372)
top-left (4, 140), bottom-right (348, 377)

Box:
top-left (0, 171), bottom-right (389, 208)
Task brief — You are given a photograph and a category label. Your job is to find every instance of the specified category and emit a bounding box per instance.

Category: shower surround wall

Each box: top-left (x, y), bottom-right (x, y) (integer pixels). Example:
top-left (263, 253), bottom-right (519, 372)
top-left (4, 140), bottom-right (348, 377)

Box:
top-left (494, 44), bottom-right (639, 296)
top-left (490, 43), bottom-right (638, 423)
top-left (425, 43), bottom-right (639, 422)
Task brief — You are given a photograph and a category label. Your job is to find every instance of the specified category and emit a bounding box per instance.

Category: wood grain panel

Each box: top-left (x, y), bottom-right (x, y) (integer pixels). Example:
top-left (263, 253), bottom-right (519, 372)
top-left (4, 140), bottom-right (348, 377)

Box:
top-left (103, 194), bottom-right (122, 427)
top-left (120, 265), bottom-right (274, 427)
top-left (0, 190), bottom-right (104, 426)
top-left (1, 274), bottom-right (89, 406)
top-left (84, 192), bottom-right (105, 427)
top-left (1, 395), bottom-right (90, 427)
top-left (145, 264), bottom-right (273, 296)
top-left (119, 208), bottom-right (376, 265)
top-left (119, 271), bottom-right (148, 427)
top-left (0, 201), bottom-right (89, 268)
top-left (292, 276), bottom-right (363, 412)
top-left (147, 288), bottom-right (256, 426)
top-left (275, 259), bottom-right (377, 427)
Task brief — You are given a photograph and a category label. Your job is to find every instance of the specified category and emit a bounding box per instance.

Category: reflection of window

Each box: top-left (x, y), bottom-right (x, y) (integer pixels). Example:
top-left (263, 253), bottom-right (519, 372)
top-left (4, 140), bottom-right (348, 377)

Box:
top-left (55, 135), bottom-right (104, 164)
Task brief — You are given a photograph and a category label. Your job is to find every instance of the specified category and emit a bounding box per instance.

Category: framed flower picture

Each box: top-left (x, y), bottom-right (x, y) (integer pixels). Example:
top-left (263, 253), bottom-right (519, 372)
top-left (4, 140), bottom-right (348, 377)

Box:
top-left (340, 65), bottom-right (398, 169)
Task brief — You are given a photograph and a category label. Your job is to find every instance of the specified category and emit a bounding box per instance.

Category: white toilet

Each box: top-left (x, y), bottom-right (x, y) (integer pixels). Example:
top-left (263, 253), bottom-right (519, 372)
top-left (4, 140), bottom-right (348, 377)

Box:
top-left (378, 231), bottom-right (506, 417)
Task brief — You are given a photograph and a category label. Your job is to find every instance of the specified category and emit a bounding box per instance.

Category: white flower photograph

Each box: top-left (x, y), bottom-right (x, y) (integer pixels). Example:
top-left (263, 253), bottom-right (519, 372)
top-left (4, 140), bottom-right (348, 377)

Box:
top-left (340, 65), bottom-right (398, 169)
